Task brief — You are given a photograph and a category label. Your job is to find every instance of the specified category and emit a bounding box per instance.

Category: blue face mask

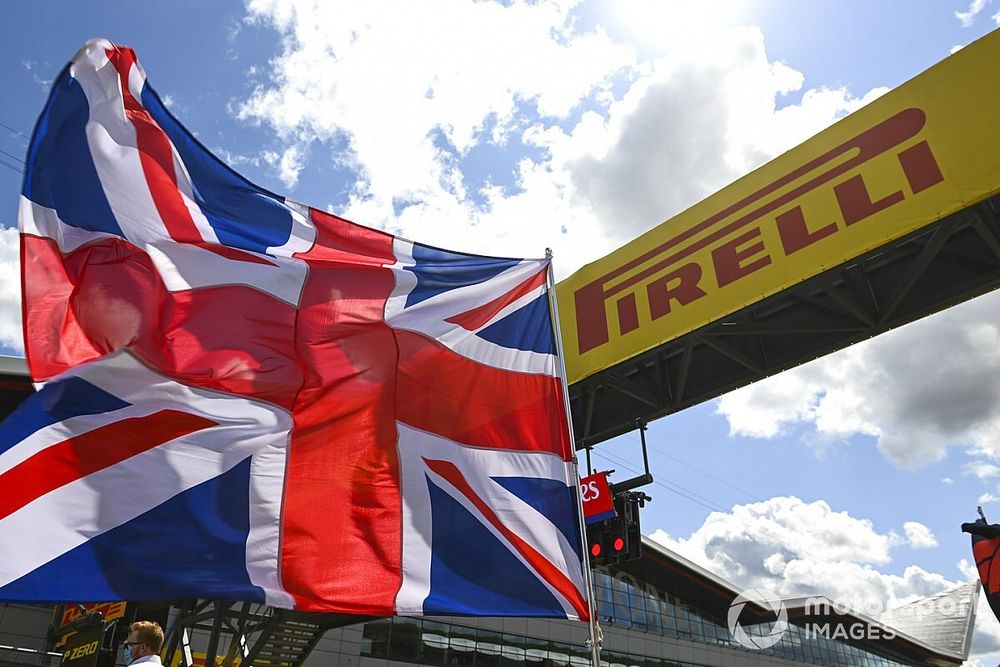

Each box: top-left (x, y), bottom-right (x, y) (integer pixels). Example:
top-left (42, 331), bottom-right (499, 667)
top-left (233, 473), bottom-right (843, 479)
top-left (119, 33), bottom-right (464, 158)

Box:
top-left (123, 645), bottom-right (134, 664)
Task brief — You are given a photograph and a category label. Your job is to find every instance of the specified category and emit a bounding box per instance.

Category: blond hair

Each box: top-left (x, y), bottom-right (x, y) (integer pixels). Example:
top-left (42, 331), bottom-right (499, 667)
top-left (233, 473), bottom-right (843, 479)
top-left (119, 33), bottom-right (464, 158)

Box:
top-left (129, 621), bottom-right (164, 653)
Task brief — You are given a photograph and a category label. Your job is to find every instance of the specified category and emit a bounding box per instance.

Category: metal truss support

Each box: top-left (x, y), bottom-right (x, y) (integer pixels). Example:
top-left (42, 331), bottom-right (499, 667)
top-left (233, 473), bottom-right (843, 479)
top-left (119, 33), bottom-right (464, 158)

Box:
top-left (160, 600), bottom-right (369, 667)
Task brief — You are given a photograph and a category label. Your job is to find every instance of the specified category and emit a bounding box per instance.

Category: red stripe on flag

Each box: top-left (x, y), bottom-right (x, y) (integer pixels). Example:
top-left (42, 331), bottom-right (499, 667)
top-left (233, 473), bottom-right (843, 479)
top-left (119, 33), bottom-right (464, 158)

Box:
top-left (21, 235), bottom-right (104, 380)
top-left (22, 235), bottom-right (301, 408)
top-left (0, 410), bottom-right (217, 521)
top-left (104, 47), bottom-right (273, 267)
top-left (279, 208), bottom-right (402, 613)
top-left (105, 47), bottom-right (202, 244)
top-left (395, 330), bottom-right (572, 459)
top-left (423, 457), bottom-right (589, 620)
top-left (445, 267), bottom-right (547, 331)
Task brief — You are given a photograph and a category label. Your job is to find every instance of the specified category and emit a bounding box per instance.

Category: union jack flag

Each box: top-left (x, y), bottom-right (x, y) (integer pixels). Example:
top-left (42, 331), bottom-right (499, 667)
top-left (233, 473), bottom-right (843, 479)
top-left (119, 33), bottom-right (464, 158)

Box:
top-left (1, 38), bottom-right (588, 619)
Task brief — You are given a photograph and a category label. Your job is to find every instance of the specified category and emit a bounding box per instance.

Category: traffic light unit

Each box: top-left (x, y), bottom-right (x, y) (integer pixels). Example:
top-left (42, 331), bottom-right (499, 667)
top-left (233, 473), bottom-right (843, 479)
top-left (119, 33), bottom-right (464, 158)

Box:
top-left (586, 491), bottom-right (643, 567)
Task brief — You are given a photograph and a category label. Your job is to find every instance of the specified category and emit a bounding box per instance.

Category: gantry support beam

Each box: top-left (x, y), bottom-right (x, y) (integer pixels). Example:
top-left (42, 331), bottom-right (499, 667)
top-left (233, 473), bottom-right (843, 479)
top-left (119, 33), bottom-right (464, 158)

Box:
top-left (569, 194), bottom-right (1000, 446)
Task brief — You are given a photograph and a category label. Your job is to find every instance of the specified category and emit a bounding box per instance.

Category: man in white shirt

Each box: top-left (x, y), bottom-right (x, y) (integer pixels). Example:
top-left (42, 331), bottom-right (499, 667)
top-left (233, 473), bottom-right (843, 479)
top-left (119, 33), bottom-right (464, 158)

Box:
top-left (122, 620), bottom-right (163, 666)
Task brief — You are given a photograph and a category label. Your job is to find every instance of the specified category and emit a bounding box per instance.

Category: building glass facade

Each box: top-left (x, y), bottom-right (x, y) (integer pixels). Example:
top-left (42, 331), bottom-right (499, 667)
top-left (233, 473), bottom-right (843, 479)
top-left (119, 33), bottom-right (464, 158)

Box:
top-left (359, 570), bottom-right (931, 667)
top-left (592, 570), bottom-right (921, 667)
top-left (362, 616), bottom-right (709, 667)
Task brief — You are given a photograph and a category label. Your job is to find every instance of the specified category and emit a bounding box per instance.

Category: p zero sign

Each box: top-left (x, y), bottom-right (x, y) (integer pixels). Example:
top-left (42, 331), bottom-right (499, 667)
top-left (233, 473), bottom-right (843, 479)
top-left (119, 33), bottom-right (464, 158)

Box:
top-left (557, 30), bottom-right (1000, 384)
top-left (59, 625), bottom-right (102, 667)
top-left (580, 471), bottom-right (615, 524)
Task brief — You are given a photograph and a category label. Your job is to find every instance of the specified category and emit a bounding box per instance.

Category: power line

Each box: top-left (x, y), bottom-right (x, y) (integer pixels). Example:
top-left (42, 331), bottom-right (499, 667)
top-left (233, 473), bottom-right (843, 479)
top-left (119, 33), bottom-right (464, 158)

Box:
top-left (0, 143), bottom-right (26, 176)
top-left (0, 159), bottom-right (23, 175)
top-left (0, 121), bottom-right (30, 142)
top-left (616, 429), bottom-right (760, 503)
top-left (592, 447), bottom-right (729, 514)
top-left (601, 429), bottom-right (750, 510)
top-left (0, 148), bottom-right (25, 166)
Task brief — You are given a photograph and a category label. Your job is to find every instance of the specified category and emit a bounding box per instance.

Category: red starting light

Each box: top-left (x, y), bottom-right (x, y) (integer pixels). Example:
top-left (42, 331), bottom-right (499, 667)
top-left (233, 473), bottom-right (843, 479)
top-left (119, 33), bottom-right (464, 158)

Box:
top-left (585, 490), bottom-right (644, 566)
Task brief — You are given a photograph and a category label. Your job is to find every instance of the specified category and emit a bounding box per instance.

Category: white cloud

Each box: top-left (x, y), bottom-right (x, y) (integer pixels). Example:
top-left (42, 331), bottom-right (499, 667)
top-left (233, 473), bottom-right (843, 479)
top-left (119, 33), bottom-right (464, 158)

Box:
top-left (956, 0), bottom-right (991, 26)
top-left (903, 521), bottom-right (938, 549)
top-left (649, 496), bottom-right (959, 611)
top-left (943, 477), bottom-right (954, 484)
top-left (717, 290), bottom-right (1000, 469)
top-left (558, 27), bottom-right (880, 241)
top-left (234, 1), bottom-right (888, 277)
top-left (238, 0), bottom-right (631, 191)
top-left (213, 147), bottom-right (265, 170)
top-left (649, 497), bottom-right (1000, 660)
top-left (650, 497), bottom-right (1000, 664)
top-left (966, 463), bottom-right (1000, 480)
top-left (0, 227), bottom-right (22, 354)
top-left (979, 493), bottom-right (999, 504)
top-left (273, 145), bottom-right (305, 189)
top-left (237, 0), bottom-right (643, 273)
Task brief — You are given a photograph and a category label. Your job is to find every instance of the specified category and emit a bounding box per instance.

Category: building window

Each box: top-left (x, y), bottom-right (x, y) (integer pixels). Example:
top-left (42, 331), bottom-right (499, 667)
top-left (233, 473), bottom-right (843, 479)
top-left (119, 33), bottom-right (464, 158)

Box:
top-left (388, 617), bottom-right (422, 663)
top-left (362, 618), bottom-right (390, 658)
top-left (422, 620), bottom-right (450, 665)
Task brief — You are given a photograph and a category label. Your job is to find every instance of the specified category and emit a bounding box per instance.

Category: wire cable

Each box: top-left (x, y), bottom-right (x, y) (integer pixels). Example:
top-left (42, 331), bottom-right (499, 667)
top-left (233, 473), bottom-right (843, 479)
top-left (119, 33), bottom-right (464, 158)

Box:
top-left (623, 431), bottom-right (759, 502)
top-left (0, 159), bottom-right (23, 175)
top-left (591, 447), bottom-right (729, 514)
top-left (0, 148), bottom-right (25, 165)
top-left (0, 121), bottom-right (30, 142)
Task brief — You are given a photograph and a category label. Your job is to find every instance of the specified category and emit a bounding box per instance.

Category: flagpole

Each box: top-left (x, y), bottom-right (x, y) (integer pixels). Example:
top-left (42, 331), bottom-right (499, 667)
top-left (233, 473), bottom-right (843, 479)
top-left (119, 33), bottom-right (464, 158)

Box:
top-left (545, 249), bottom-right (602, 667)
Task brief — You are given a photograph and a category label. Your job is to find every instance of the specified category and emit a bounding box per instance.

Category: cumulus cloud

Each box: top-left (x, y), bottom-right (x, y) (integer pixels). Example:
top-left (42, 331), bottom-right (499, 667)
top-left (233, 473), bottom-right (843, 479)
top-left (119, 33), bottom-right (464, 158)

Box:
top-left (717, 290), bottom-right (1000, 469)
top-left (237, 3), bottom-right (628, 186)
top-left (966, 463), bottom-right (1000, 480)
top-left (568, 29), bottom-right (882, 238)
top-left (902, 521), bottom-right (938, 549)
top-left (649, 497), bottom-right (996, 657)
top-left (649, 497), bottom-right (961, 609)
top-left (234, 1), bottom-right (889, 276)
top-left (956, 0), bottom-right (991, 27)
top-left (0, 227), bottom-right (22, 354)
top-left (237, 0), bottom-right (643, 272)
top-left (653, 499), bottom-right (1000, 661)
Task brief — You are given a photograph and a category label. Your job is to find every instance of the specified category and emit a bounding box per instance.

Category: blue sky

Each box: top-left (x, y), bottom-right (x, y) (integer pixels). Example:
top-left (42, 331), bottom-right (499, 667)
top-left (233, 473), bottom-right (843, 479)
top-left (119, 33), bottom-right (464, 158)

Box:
top-left (3, 1), bottom-right (1000, 663)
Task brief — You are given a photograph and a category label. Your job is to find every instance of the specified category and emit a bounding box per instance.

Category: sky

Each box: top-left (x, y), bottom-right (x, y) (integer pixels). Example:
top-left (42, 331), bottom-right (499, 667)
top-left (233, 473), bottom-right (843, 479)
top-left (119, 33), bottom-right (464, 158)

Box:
top-left (2, 0), bottom-right (1000, 663)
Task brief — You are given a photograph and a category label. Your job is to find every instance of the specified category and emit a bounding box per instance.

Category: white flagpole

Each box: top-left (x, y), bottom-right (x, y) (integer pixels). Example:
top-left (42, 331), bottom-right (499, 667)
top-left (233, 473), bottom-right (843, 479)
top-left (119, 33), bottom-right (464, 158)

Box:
top-left (545, 249), bottom-right (602, 667)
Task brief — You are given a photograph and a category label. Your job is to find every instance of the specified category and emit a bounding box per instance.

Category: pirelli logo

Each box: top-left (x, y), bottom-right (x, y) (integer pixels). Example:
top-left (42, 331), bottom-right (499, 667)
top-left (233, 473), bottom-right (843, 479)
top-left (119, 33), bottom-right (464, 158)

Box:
top-left (573, 107), bottom-right (945, 356)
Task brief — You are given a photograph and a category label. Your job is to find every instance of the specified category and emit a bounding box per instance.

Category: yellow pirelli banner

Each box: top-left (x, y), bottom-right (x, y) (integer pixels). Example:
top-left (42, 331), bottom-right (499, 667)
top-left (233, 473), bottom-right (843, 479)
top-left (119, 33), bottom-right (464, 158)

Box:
top-left (558, 29), bottom-right (1000, 385)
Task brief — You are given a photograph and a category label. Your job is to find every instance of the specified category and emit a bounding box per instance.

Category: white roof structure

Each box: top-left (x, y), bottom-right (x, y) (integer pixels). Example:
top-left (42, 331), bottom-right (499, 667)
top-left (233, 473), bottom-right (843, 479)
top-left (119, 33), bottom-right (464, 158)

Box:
top-left (877, 580), bottom-right (980, 660)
